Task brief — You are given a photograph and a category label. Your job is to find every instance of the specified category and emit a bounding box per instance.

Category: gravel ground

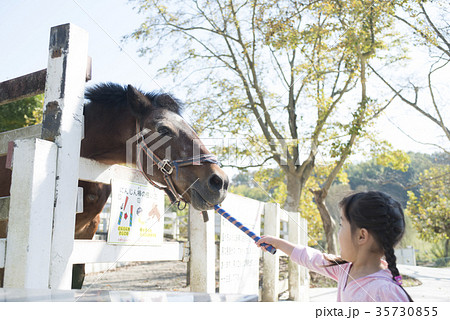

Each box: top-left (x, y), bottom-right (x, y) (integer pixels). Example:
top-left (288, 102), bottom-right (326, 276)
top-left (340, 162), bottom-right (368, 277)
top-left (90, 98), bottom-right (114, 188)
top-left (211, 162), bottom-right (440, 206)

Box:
top-left (83, 261), bottom-right (191, 292)
top-left (82, 256), bottom-right (303, 296)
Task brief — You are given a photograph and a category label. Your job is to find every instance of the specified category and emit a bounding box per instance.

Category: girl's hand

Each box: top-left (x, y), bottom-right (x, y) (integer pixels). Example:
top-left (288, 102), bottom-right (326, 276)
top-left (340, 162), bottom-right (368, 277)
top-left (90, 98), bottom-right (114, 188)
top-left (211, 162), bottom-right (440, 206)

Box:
top-left (256, 235), bottom-right (279, 252)
top-left (256, 236), bottom-right (296, 256)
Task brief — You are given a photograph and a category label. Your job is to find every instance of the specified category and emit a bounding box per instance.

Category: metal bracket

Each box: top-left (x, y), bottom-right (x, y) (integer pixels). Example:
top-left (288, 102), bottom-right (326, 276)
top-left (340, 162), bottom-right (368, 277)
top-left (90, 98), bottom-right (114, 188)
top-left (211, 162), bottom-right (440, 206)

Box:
top-left (158, 159), bottom-right (174, 175)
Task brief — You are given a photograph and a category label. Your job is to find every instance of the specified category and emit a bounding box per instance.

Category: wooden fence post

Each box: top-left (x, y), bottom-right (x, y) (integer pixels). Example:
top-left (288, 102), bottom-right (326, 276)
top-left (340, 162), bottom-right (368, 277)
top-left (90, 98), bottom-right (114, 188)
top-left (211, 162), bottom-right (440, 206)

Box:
top-left (298, 216), bottom-right (310, 301)
top-left (287, 212), bottom-right (301, 301)
top-left (41, 24), bottom-right (89, 289)
top-left (262, 203), bottom-right (280, 302)
top-left (189, 207), bottom-right (215, 293)
top-left (3, 138), bottom-right (57, 288)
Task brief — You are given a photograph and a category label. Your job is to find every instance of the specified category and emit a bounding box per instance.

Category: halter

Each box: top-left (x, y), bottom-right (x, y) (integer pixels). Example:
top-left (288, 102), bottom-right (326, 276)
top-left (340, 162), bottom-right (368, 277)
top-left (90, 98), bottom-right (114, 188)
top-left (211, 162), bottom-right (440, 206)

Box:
top-left (135, 121), bottom-right (220, 211)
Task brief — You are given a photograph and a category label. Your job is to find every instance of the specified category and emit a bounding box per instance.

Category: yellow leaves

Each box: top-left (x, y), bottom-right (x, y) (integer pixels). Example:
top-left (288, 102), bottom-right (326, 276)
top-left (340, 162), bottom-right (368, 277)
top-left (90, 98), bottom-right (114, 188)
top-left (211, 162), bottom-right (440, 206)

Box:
top-left (370, 140), bottom-right (411, 171)
top-left (406, 164), bottom-right (450, 243)
top-left (375, 149), bottom-right (411, 172)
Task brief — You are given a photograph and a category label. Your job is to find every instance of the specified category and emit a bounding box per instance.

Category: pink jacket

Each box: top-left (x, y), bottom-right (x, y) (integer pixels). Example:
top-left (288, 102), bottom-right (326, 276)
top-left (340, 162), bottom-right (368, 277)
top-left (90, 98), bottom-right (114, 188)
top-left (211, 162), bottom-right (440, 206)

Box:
top-left (290, 246), bottom-right (410, 302)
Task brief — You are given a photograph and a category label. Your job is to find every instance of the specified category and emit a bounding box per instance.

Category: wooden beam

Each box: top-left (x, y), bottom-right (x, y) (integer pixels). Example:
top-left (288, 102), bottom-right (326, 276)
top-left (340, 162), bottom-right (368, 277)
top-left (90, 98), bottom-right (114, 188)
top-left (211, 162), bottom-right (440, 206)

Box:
top-left (70, 240), bottom-right (184, 264)
top-left (78, 157), bottom-right (149, 185)
top-left (0, 56), bottom-right (91, 107)
top-left (0, 69), bottom-right (46, 106)
top-left (0, 124), bottom-right (42, 156)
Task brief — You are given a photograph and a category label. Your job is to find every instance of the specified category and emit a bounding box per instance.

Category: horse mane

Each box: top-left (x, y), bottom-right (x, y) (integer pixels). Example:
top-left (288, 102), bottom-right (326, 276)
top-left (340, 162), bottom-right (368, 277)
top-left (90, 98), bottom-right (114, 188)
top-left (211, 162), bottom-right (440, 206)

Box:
top-left (84, 82), bottom-right (183, 115)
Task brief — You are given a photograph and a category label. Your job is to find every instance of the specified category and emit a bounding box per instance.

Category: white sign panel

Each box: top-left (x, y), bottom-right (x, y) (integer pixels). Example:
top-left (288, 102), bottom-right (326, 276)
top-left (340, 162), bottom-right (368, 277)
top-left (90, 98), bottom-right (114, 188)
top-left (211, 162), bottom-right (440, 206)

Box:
top-left (108, 178), bottom-right (164, 245)
top-left (219, 194), bottom-right (264, 295)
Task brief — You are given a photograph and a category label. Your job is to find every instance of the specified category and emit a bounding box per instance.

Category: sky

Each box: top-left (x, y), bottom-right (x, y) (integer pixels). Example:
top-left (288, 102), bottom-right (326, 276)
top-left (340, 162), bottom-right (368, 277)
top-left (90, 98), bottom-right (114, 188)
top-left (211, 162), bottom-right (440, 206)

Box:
top-left (1, 0), bottom-right (448, 175)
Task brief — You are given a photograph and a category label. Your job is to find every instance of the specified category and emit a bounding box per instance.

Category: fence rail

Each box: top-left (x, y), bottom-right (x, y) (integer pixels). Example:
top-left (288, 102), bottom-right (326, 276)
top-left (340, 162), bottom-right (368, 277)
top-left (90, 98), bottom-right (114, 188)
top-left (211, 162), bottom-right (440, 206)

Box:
top-left (0, 69), bottom-right (47, 106)
top-left (0, 124), bottom-right (42, 156)
top-left (70, 240), bottom-right (185, 264)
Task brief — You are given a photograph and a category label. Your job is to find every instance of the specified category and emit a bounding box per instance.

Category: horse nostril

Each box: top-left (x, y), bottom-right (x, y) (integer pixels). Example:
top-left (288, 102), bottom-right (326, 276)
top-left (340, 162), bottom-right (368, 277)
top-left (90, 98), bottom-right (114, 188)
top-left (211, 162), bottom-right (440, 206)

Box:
top-left (223, 176), bottom-right (229, 191)
top-left (209, 173), bottom-right (224, 191)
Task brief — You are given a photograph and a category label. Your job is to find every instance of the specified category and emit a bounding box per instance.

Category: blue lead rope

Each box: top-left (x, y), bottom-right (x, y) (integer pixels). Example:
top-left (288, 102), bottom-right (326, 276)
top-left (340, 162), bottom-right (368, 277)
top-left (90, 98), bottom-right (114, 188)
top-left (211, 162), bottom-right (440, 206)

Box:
top-left (214, 204), bottom-right (277, 255)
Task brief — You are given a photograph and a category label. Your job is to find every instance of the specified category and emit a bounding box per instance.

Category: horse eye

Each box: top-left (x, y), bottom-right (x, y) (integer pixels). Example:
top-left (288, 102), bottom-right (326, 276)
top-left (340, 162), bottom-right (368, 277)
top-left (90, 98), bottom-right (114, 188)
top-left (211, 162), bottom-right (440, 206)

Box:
top-left (157, 126), bottom-right (173, 136)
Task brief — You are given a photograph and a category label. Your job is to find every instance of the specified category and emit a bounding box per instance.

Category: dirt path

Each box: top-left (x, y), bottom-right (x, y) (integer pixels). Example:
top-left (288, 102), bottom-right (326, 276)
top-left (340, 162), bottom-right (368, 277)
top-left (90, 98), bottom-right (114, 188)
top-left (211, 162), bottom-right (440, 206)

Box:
top-left (83, 261), bottom-right (191, 292)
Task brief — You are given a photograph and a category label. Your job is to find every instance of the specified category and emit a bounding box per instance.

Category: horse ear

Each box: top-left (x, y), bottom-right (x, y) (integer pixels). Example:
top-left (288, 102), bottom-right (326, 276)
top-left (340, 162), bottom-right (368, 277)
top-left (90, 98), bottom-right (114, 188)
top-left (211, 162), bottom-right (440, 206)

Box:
top-left (127, 84), bottom-right (152, 118)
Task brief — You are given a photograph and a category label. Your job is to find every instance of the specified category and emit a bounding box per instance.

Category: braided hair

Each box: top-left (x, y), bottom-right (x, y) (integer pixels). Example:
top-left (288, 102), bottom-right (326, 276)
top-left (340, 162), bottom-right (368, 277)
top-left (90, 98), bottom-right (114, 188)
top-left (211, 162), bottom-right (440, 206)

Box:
top-left (333, 191), bottom-right (413, 301)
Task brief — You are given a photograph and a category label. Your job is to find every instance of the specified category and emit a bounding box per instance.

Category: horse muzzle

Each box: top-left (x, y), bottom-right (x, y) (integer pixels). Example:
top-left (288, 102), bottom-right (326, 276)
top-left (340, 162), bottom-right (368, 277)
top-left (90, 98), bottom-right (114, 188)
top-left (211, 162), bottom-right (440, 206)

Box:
top-left (190, 172), bottom-right (229, 211)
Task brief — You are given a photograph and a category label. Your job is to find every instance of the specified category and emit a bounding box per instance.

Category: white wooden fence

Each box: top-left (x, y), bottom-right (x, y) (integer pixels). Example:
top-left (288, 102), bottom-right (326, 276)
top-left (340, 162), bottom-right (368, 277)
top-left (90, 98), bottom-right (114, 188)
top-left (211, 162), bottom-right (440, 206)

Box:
top-left (0, 23), bottom-right (308, 301)
top-left (0, 23), bottom-right (187, 290)
top-left (189, 193), bottom-right (309, 301)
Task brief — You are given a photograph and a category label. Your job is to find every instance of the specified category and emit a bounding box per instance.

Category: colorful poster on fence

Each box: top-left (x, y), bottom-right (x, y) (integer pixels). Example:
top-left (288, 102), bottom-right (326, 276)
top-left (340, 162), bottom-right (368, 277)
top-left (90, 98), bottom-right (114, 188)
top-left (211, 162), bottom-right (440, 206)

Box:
top-left (107, 178), bottom-right (164, 245)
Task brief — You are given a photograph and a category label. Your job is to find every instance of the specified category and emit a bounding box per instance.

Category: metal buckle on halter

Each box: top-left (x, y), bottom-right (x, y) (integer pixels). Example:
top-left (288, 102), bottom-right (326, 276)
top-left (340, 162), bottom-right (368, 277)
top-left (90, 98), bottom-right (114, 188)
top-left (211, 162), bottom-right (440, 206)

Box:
top-left (158, 159), bottom-right (174, 175)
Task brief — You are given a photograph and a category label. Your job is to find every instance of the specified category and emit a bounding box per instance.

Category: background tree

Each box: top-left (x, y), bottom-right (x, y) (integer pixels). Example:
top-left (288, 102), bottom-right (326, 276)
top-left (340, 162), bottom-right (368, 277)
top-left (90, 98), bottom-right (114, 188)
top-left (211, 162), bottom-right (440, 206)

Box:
top-left (128, 0), bottom-right (402, 216)
top-left (0, 94), bottom-right (43, 132)
top-left (303, 0), bottom-right (408, 253)
top-left (369, 0), bottom-right (450, 153)
top-left (406, 164), bottom-right (450, 258)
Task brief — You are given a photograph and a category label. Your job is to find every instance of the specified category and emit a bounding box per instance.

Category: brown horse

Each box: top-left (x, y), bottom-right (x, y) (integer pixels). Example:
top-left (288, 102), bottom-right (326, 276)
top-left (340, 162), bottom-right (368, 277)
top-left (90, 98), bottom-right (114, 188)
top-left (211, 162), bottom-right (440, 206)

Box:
top-left (0, 83), bottom-right (229, 288)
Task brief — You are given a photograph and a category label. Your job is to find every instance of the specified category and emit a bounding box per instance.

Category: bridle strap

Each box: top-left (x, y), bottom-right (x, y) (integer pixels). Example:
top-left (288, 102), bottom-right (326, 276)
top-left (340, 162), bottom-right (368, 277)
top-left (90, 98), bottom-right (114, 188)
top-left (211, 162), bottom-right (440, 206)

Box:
top-left (134, 120), bottom-right (220, 208)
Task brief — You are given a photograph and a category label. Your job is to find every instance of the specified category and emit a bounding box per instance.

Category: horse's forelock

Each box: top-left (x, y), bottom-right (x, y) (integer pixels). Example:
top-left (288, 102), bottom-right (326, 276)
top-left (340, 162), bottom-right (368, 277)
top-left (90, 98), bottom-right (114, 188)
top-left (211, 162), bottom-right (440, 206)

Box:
top-left (85, 83), bottom-right (183, 115)
top-left (146, 92), bottom-right (183, 115)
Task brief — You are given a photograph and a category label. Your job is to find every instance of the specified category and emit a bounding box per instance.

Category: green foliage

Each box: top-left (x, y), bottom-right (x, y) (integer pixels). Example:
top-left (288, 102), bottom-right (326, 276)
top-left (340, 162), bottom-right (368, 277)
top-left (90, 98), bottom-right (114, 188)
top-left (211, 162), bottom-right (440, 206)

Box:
top-left (229, 184), bottom-right (269, 202)
top-left (406, 164), bottom-right (450, 243)
top-left (0, 94), bottom-right (44, 132)
top-left (233, 167), bottom-right (325, 246)
top-left (345, 151), bottom-right (439, 206)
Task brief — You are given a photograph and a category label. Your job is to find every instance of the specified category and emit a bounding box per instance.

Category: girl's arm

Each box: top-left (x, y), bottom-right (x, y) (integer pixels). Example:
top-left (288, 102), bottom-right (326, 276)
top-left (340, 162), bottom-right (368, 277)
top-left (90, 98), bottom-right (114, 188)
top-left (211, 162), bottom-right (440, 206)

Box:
top-left (255, 235), bottom-right (296, 256)
top-left (256, 235), bottom-right (341, 281)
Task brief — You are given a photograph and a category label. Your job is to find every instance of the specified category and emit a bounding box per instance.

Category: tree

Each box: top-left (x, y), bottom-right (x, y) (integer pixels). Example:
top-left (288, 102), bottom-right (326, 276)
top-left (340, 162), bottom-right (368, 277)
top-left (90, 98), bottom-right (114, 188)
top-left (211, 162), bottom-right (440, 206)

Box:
top-left (345, 151), bottom-right (441, 205)
top-left (229, 171), bottom-right (270, 201)
top-left (128, 0), bottom-right (400, 210)
top-left (406, 164), bottom-right (450, 258)
top-left (127, 1), bottom-right (409, 265)
top-left (0, 94), bottom-right (44, 132)
top-left (369, 0), bottom-right (450, 153)
top-left (301, 0), bottom-right (404, 253)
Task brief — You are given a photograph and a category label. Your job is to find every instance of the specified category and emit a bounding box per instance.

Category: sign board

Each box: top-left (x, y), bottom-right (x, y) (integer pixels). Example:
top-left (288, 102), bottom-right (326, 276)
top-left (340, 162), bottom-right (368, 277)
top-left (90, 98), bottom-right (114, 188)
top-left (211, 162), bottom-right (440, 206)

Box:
top-left (107, 178), bottom-right (164, 245)
top-left (219, 193), bottom-right (264, 295)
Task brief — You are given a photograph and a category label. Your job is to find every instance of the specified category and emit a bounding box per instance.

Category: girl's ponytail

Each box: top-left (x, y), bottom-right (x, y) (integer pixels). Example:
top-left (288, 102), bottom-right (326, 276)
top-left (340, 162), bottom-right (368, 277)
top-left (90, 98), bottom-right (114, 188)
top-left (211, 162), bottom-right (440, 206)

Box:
top-left (381, 206), bottom-right (414, 302)
top-left (382, 238), bottom-right (414, 301)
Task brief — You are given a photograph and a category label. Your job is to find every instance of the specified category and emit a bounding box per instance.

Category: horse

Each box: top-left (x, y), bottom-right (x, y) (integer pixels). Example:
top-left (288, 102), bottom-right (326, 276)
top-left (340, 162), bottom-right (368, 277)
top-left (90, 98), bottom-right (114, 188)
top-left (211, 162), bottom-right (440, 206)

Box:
top-left (0, 83), bottom-right (229, 288)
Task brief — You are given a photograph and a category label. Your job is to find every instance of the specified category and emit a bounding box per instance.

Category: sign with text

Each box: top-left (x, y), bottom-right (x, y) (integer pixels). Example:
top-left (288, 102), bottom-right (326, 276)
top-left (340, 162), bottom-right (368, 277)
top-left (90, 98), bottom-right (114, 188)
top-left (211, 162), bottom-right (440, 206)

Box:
top-left (219, 194), bottom-right (264, 295)
top-left (108, 178), bottom-right (164, 245)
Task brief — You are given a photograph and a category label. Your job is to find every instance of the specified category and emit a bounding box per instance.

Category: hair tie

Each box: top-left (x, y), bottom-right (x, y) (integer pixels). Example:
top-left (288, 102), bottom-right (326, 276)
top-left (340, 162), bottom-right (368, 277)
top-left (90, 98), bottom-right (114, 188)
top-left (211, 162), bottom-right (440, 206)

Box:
top-left (394, 275), bottom-right (403, 285)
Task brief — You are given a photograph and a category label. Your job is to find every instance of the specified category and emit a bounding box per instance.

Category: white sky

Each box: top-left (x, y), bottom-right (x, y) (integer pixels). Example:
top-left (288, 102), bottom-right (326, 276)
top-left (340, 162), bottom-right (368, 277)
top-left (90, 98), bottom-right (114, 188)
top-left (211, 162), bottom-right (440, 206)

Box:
top-left (1, 0), bottom-right (448, 175)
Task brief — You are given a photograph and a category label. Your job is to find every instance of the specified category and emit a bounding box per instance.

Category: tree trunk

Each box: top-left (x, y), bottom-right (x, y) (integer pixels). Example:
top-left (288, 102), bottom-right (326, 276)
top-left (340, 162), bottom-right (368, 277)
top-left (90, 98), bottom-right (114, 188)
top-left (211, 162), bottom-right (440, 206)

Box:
top-left (312, 189), bottom-right (338, 255)
top-left (284, 172), bottom-right (302, 212)
top-left (445, 239), bottom-right (449, 262)
top-left (283, 172), bottom-right (306, 301)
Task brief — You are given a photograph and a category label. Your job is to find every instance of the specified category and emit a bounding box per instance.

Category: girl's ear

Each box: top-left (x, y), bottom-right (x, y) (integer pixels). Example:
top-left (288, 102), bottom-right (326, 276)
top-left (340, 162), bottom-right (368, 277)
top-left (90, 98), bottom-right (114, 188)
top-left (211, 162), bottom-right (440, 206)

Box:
top-left (357, 228), bottom-right (370, 245)
top-left (127, 84), bottom-right (152, 118)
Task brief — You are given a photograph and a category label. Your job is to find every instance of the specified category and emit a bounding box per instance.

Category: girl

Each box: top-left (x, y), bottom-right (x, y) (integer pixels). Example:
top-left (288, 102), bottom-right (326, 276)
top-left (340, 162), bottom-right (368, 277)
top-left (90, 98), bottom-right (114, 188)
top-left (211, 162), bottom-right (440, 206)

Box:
top-left (256, 191), bottom-right (413, 302)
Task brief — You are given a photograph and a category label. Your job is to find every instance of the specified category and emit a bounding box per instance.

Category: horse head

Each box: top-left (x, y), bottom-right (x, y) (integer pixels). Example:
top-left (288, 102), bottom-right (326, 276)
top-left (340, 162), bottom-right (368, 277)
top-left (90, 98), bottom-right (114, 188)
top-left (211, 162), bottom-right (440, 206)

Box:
top-left (126, 85), bottom-right (229, 211)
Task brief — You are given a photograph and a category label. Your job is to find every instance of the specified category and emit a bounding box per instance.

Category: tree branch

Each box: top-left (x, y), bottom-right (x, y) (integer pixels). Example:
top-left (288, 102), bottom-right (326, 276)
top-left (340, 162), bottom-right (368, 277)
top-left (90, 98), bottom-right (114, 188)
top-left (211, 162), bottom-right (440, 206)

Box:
top-left (419, 3), bottom-right (450, 55)
top-left (368, 64), bottom-right (450, 138)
